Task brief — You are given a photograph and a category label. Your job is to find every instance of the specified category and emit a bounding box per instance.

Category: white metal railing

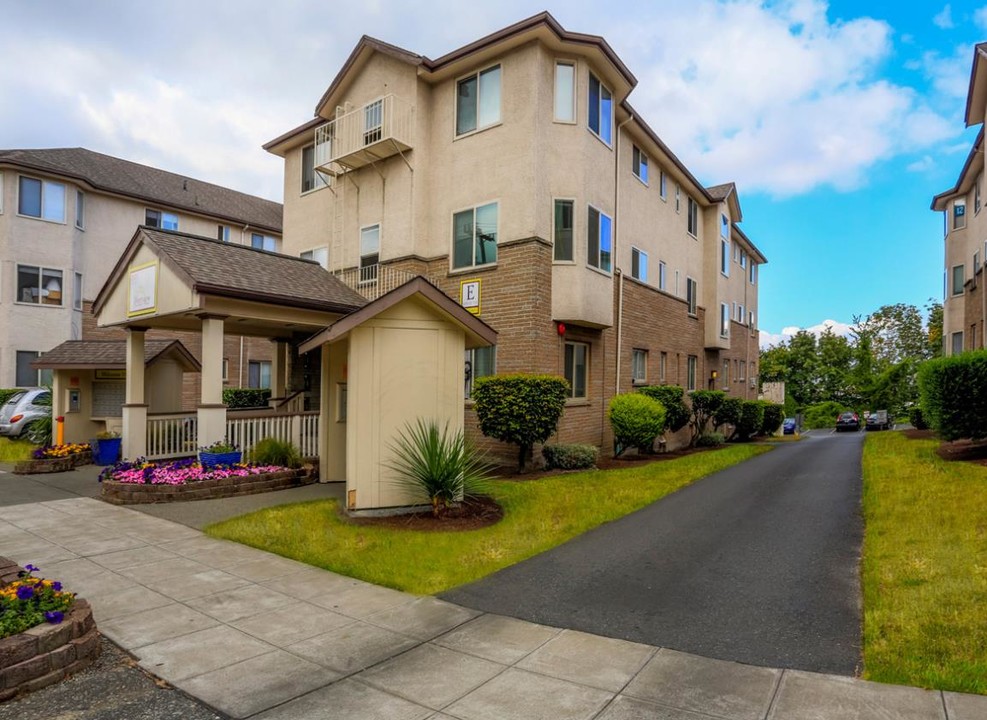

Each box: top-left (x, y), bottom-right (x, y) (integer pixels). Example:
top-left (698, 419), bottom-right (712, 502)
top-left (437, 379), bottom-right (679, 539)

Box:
top-left (314, 94), bottom-right (413, 171)
top-left (146, 413), bottom-right (197, 460)
top-left (333, 265), bottom-right (435, 301)
top-left (145, 411), bottom-right (319, 460)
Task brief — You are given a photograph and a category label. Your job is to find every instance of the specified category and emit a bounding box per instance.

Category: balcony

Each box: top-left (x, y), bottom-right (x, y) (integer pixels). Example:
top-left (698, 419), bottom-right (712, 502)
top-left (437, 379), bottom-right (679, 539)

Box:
top-left (314, 95), bottom-right (413, 175)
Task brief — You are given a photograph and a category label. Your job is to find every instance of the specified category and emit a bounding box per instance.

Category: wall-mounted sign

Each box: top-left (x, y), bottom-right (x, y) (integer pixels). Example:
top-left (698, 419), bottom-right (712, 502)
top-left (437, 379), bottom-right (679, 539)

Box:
top-left (95, 369), bottom-right (127, 380)
top-left (460, 279), bottom-right (481, 315)
top-left (128, 262), bottom-right (158, 317)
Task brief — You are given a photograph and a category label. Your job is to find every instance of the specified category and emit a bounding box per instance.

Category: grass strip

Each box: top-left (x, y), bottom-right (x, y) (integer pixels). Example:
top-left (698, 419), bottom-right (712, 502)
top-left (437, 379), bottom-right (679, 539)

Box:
top-left (207, 444), bottom-right (769, 595)
top-left (862, 432), bottom-right (987, 694)
top-left (0, 438), bottom-right (39, 462)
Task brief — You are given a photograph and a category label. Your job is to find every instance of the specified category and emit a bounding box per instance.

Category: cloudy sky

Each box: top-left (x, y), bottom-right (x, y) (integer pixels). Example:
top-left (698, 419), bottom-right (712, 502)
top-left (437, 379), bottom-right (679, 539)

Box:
top-left (3, 1), bottom-right (983, 345)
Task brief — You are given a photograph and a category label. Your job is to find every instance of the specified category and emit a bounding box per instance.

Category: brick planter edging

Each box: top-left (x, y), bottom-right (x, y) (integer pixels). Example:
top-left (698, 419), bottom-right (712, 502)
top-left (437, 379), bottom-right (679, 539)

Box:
top-left (0, 557), bottom-right (100, 702)
top-left (14, 450), bottom-right (93, 475)
top-left (100, 467), bottom-right (315, 504)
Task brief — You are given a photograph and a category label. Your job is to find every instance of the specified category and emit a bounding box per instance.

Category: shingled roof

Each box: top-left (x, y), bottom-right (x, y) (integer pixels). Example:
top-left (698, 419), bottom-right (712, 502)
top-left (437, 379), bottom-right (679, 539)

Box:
top-left (93, 227), bottom-right (367, 315)
top-left (33, 339), bottom-right (200, 371)
top-left (0, 148), bottom-right (282, 232)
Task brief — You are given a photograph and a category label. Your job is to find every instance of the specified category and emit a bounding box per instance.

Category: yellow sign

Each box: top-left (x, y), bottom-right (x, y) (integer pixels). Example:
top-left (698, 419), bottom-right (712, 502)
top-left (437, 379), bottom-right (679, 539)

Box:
top-left (127, 261), bottom-right (158, 317)
top-left (460, 279), bottom-right (481, 315)
top-left (95, 369), bottom-right (127, 380)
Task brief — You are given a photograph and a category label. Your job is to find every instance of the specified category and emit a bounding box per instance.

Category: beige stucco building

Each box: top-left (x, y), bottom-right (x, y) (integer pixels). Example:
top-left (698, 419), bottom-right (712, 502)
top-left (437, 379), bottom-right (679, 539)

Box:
top-left (0, 148), bottom-right (282, 392)
top-left (932, 43), bottom-right (987, 354)
top-left (265, 12), bottom-right (766, 454)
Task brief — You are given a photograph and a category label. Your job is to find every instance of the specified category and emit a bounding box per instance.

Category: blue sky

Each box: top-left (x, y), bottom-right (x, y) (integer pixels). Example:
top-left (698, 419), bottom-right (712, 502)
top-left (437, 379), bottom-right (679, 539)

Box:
top-left (3, 1), bottom-right (985, 345)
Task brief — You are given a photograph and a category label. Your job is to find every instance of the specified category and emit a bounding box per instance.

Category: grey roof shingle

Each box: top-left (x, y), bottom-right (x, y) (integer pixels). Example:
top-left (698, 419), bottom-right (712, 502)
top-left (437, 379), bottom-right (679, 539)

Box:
top-left (706, 183), bottom-right (735, 201)
top-left (34, 339), bottom-right (197, 369)
top-left (142, 228), bottom-right (367, 313)
top-left (0, 148), bottom-right (282, 232)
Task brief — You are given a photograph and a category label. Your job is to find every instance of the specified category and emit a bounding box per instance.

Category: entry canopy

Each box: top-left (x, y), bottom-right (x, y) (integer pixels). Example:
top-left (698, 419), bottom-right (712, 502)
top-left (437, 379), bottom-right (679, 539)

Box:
top-left (33, 339), bottom-right (200, 372)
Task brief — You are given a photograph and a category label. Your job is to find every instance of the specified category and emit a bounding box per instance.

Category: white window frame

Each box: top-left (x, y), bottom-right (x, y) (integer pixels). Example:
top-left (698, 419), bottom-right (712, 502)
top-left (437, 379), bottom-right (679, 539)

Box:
top-left (720, 303), bottom-right (730, 338)
top-left (659, 351), bottom-right (667, 382)
top-left (455, 64), bottom-right (502, 137)
top-left (722, 360), bottom-right (730, 390)
top-left (222, 358), bottom-right (229, 383)
top-left (954, 199), bottom-right (967, 230)
top-left (553, 198), bottom-right (575, 263)
top-left (465, 346), bottom-right (496, 399)
top-left (18, 175), bottom-right (66, 223)
top-left (301, 144), bottom-right (329, 194)
top-left (659, 171), bottom-right (667, 200)
top-left (686, 277), bottom-right (697, 316)
top-left (721, 213), bottom-right (729, 239)
top-left (952, 264), bottom-right (965, 296)
top-left (631, 246), bottom-right (648, 282)
top-left (740, 248), bottom-right (747, 269)
top-left (248, 360), bottom-right (272, 389)
top-left (720, 239), bottom-right (730, 276)
top-left (749, 262), bottom-right (757, 285)
top-left (658, 260), bottom-right (667, 291)
top-left (687, 355), bottom-right (698, 391)
top-left (300, 246), bottom-right (329, 269)
top-left (564, 341), bottom-right (589, 399)
top-left (16, 351), bottom-right (51, 388)
top-left (632, 348), bottom-right (648, 385)
top-left (587, 204), bottom-right (613, 273)
top-left (587, 72), bottom-right (613, 146)
top-left (16, 265), bottom-right (63, 307)
top-left (739, 360), bottom-right (746, 382)
top-left (251, 233), bottom-right (277, 252)
top-left (73, 272), bottom-right (83, 311)
top-left (145, 208), bottom-right (179, 231)
top-left (632, 145), bottom-right (649, 185)
top-left (452, 201), bottom-right (499, 270)
top-left (217, 225), bottom-right (231, 242)
top-left (951, 331), bottom-right (964, 355)
top-left (554, 61), bottom-right (576, 124)
top-left (360, 224), bottom-right (380, 283)
top-left (675, 184), bottom-right (681, 213)
top-left (75, 190), bottom-right (85, 230)
top-left (687, 197), bottom-right (699, 237)
top-left (977, 177), bottom-right (982, 214)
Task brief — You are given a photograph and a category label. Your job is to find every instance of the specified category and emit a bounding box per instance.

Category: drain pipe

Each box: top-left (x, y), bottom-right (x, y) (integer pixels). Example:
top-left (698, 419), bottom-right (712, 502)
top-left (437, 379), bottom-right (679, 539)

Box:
top-left (613, 113), bottom-right (634, 397)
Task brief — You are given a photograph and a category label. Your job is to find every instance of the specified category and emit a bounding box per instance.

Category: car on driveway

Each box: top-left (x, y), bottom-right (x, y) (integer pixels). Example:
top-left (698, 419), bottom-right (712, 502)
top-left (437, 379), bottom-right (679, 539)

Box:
top-left (866, 410), bottom-right (891, 431)
top-left (783, 417), bottom-right (797, 434)
top-left (835, 411), bottom-right (860, 432)
top-left (0, 388), bottom-right (50, 440)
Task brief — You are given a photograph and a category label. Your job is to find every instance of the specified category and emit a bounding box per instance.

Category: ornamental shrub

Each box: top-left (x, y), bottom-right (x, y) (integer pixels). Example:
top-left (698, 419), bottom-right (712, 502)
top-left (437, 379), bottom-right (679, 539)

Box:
top-left (908, 406), bottom-right (928, 430)
top-left (696, 432), bottom-right (725, 447)
top-left (609, 394), bottom-right (666, 456)
top-left (760, 402), bottom-right (785, 435)
top-left (542, 443), bottom-right (598, 470)
top-left (223, 388), bottom-right (272, 409)
top-left (688, 390), bottom-right (725, 446)
top-left (714, 397), bottom-right (744, 433)
top-left (637, 385), bottom-right (690, 433)
top-left (734, 400), bottom-right (766, 441)
top-left (918, 350), bottom-right (987, 441)
top-left (249, 437), bottom-right (301, 468)
top-left (471, 374), bottom-right (569, 472)
top-left (803, 401), bottom-right (847, 430)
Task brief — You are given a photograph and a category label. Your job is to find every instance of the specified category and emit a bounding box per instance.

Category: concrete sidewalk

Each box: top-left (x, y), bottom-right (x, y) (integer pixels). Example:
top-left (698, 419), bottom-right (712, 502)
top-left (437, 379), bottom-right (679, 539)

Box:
top-left (1, 497), bottom-right (984, 720)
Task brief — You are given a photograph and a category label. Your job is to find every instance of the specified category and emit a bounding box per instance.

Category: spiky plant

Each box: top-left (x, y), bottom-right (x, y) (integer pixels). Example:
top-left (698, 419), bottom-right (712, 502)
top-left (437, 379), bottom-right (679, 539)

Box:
top-left (387, 419), bottom-right (492, 517)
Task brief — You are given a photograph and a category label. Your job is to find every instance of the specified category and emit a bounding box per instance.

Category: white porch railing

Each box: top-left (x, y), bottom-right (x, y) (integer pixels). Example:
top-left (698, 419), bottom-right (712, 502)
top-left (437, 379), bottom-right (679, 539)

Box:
top-left (314, 94), bottom-right (413, 173)
top-left (145, 411), bottom-right (319, 460)
top-left (333, 265), bottom-right (432, 302)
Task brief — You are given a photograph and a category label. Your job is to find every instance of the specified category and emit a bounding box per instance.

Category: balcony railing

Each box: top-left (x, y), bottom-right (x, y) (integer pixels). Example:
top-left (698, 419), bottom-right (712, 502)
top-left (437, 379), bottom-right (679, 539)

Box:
top-left (332, 265), bottom-right (436, 302)
top-left (146, 410), bottom-right (319, 460)
top-left (315, 94), bottom-right (413, 174)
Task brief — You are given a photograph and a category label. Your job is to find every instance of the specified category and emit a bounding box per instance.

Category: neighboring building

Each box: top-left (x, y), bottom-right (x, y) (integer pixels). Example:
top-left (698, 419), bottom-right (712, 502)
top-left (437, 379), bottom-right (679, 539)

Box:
top-left (0, 148), bottom-right (282, 394)
top-left (264, 12), bottom-right (766, 453)
top-left (933, 45), bottom-right (987, 355)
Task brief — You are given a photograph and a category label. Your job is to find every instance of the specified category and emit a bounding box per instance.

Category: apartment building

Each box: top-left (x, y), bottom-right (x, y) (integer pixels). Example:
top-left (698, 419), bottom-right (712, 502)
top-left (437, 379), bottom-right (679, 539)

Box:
top-left (264, 12), bottom-right (765, 452)
top-left (932, 43), bottom-right (987, 355)
top-left (0, 148), bottom-right (281, 396)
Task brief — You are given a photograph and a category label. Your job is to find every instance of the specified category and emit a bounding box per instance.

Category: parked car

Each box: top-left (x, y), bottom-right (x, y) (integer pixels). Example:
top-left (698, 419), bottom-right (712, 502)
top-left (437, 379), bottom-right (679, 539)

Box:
top-left (866, 410), bottom-right (891, 431)
top-left (783, 417), bottom-right (797, 434)
top-left (0, 388), bottom-right (50, 441)
top-left (835, 411), bottom-right (860, 432)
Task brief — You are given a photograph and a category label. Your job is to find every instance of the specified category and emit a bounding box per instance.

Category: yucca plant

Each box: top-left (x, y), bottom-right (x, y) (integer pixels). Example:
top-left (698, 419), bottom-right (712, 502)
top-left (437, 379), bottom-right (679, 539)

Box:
top-left (388, 419), bottom-right (492, 517)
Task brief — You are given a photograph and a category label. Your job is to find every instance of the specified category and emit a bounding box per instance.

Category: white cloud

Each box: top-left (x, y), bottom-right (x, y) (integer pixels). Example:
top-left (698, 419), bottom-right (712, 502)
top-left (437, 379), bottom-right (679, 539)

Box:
top-left (934, 5), bottom-right (955, 29)
top-left (760, 319), bottom-right (854, 348)
top-left (907, 155), bottom-right (936, 172)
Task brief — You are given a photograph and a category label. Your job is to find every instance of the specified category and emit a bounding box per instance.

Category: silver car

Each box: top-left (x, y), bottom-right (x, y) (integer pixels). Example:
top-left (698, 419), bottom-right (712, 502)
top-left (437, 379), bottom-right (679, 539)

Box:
top-left (0, 388), bottom-right (50, 440)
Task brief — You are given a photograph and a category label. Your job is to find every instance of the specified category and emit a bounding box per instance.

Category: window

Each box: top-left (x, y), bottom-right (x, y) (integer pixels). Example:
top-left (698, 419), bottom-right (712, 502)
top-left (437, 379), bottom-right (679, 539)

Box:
top-left (251, 233), bottom-right (277, 252)
top-left (364, 98), bottom-right (383, 144)
top-left (465, 346), bottom-right (496, 398)
top-left (954, 200), bottom-right (966, 230)
top-left (686, 277), bottom-right (697, 315)
top-left (564, 341), bottom-right (588, 399)
top-left (740, 248), bottom-right (747, 269)
top-left (632, 146), bottom-right (648, 184)
top-left (749, 262), bottom-right (757, 285)
top-left (217, 225), bottom-right (231, 242)
top-left (587, 206), bottom-right (612, 272)
top-left (720, 239), bottom-right (729, 276)
top-left (588, 73), bottom-right (613, 144)
top-left (453, 202), bottom-right (498, 269)
top-left (456, 65), bottom-right (501, 135)
top-left (659, 351), bottom-right (667, 382)
top-left (721, 214), bottom-right (729, 238)
top-left (749, 310), bottom-right (755, 328)
top-left (687, 355), bottom-right (698, 391)
top-left (952, 331), bottom-right (964, 356)
top-left (675, 270), bottom-right (680, 296)
top-left (631, 247), bottom-right (648, 282)
top-left (16, 352), bottom-right (51, 387)
top-left (17, 266), bottom-right (62, 306)
top-left (687, 197), bottom-right (698, 237)
top-left (145, 209), bottom-right (178, 230)
top-left (977, 178), bottom-right (982, 214)
top-left (737, 303), bottom-right (746, 323)
top-left (739, 361), bottom-right (746, 381)
top-left (73, 272), bottom-right (83, 310)
top-left (632, 349), bottom-right (648, 384)
top-left (976, 250), bottom-right (981, 270)
top-left (553, 199), bottom-right (574, 262)
top-left (360, 225), bottom-right (380, 282)
top-left (75, 191), bottom-right (85, 229)
top-left (301, 144), bottom-right (329, 193)
top-left (18, 176), bottom-right (65, 222)
top-left (222, 359), bottom-right (229, 382)
top-left (300, 247), bottom-right (329, 269)
top-left (659, 171), bottom-right (667, 200)
top-left (248, 361), bottom-right (271, 389)
top-left (0, 171), bottom-right (3, 213)
top-left (952, 264), bottom-right (965, 295)
top-left (720, 303), bottom-right (730, 338)
top-left (554, 62), bottom-right (575, 122)
top-left (658, 260), bottom-right (667, 291)
top-left (722, 360), bottom-right (730, 390)
top-left (675, 184), bottom-right (681, 213)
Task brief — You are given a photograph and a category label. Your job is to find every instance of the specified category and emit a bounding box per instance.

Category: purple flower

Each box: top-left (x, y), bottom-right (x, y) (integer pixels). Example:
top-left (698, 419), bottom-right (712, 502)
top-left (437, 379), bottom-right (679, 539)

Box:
top-left (16, 585), bottom-right (34, 600)
top-left (24, 564), bottom-right (38, 573)
top-left (52, 581), bottom-right (63, 592)
top-left (44, 610), bottom-right (64, 624)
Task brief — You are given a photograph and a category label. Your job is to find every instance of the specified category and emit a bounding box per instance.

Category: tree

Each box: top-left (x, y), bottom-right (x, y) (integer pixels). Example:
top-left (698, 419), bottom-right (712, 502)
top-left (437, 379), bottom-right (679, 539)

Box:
top-left (784, 331), bottom-right (821, 407)
top-left (688, 390), bottom-right (725, 445)
top-left (816, 329), bottom-right (853, 405)
top-left (926, 298), bottom-right (944, 359)
top-left (854, 303), bottom-right (930, 369)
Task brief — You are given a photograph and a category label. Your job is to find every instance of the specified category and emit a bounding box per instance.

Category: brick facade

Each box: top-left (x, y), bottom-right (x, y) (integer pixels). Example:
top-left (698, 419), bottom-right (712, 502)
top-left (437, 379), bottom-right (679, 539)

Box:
top-left (965, 269), bottom-right (985, 351)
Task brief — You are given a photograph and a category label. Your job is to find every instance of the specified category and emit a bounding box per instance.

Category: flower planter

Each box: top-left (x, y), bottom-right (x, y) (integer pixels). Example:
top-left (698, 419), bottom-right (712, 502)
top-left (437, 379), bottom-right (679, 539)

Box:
top-left (13, 450), bottom-right (93, 475)
top-left (101, 466), bottom-right (314, 504)
top-left (198, 450), bottom-right (242, 468)
top-left (92, 437), bottom-right (122, 466)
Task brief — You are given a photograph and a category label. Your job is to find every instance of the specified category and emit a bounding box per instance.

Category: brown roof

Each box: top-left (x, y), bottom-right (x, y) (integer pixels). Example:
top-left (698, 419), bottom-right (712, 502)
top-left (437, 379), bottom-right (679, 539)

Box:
top-left (932, 126), bottom-right (984, 210)
top-left (33, 339), bottom-right (200, 371)
top-left (0, 148), bottom-right (282, 233)
top-left (92, 227), bottom-right (367, 315)
top-left (706, 183), bottom-right (735, 201)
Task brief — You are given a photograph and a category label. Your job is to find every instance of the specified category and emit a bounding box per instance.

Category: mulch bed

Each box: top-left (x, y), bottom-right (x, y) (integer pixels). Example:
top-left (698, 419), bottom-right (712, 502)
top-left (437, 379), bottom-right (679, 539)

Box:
top-left (935, 437), bottom-right (987, 463)
top-left (345, 495), bottom-right (504, 532)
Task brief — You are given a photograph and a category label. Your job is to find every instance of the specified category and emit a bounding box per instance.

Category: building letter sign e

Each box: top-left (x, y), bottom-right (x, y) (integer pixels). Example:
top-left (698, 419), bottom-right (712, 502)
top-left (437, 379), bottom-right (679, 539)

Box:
top-left (460, 279), bottom-right (481, 315)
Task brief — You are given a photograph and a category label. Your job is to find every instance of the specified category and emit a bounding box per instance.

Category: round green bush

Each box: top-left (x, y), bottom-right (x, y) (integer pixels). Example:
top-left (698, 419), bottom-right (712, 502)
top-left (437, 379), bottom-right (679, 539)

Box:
top-left (542, 443), bottom-right (598, 470)
top-left (696, 432), bottom-right (725, 447)
top-left (609, 393), bottom-right (666, 456)
top-left (637, 385), bottom-right (690, 433)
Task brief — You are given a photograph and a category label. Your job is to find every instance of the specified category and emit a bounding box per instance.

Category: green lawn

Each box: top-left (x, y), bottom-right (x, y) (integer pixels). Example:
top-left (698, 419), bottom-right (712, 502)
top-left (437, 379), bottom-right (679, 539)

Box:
top-left (0, 437), bottom-right (38, 462)
top-left (862, 432), bottom-right (987, 694)
top-left (206, 444), bottom-right (769, 595)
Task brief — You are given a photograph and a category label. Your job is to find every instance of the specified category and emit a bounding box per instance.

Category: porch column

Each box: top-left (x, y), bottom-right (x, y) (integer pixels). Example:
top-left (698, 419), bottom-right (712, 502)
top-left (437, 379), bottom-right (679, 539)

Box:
top-left (122, 327), bottom-right (148, 460)
top-left (269, 338), bottom-right (289, 405)
top-left (197, 315), bottom-right (227, 447)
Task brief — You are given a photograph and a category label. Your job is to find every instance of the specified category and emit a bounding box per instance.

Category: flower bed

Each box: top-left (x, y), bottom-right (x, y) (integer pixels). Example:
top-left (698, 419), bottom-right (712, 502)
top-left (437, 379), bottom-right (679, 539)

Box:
top-left (100, 458), bottom-right (315, 504)
top-left (13, 444), bottom-right (93, 475)
top-left (0, 558), bottom-right (99, 701)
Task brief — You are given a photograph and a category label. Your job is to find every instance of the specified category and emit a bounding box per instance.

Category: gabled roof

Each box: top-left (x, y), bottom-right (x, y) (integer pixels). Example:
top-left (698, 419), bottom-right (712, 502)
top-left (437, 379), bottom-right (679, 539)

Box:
top-left (33, 339), bottom-right (200, 372)
top-left (731, 224), bottom-right (768, 265)
top-left (965, 43), bottom-right (987, 127)
top-left (931, 127), bottom-right (985, 211)
top-left (299, 276), bottom-right (497, 354)
top-left (92, 227), bottom-right (367, 315)
top-left (0, 148), bottom-right (282, 233)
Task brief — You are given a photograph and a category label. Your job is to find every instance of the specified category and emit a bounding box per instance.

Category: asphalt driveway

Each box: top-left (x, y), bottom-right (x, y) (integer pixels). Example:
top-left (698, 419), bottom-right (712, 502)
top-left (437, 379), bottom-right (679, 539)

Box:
top-left (442, 432), bottom-right (866, 675)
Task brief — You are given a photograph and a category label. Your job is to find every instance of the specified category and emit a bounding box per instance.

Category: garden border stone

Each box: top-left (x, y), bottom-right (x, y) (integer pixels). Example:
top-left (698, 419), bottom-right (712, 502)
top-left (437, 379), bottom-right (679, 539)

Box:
top-left (0, 556), bottom-right (100, 701)
top-left (13, 450), bottom-right (93, 475)
top-left (100, 467), bottom-right (315, 504)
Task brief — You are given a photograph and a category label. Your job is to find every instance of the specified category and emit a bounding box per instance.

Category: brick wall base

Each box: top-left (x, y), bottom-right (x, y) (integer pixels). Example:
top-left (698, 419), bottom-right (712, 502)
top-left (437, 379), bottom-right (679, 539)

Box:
top-left (101, 467), bottom-right (315, 504)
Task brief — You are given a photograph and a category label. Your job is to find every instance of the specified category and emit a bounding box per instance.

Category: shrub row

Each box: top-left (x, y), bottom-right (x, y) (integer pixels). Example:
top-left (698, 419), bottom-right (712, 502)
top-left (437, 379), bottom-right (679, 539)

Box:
top-left (222, 388), bottom-right (271, 409)
top-left (542, 444), bottom-right (598, 470)
top-left (918, 350), bottom-right (987, 441)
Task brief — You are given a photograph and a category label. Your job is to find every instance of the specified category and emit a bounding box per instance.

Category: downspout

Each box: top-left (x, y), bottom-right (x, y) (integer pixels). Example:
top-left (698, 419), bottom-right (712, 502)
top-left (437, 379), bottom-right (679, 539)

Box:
top-left (613, 113), bottom-right (634, 399)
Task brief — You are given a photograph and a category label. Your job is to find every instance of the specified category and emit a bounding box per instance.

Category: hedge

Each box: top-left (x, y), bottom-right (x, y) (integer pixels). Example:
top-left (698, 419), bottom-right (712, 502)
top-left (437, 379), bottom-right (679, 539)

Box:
top-left (542, 443), bottom-right (598, 470)
top-left (637, 385), bottom-right (690, 433)
top-left (735, 400), bottom-right (765, 441)
top-left (760, 402), bottom-right (785, 435)
top-left (223, 388), bottom-right (272, 409)
top-left (609, 394), bottom-right (666, 456)
top-left (918, 350), bottom-right (987, 441)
